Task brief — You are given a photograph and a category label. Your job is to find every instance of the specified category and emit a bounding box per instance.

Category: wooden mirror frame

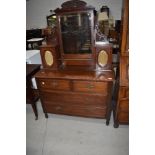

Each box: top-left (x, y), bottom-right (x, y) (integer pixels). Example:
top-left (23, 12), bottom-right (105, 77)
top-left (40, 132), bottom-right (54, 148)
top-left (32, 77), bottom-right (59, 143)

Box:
top-left (54, 0), bottom-right (96, 67)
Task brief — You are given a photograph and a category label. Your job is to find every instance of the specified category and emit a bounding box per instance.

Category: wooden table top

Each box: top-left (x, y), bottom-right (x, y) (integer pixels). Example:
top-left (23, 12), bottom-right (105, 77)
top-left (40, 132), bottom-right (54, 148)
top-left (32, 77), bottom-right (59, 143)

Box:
top-left (35, 68), bottom-right (115, 82)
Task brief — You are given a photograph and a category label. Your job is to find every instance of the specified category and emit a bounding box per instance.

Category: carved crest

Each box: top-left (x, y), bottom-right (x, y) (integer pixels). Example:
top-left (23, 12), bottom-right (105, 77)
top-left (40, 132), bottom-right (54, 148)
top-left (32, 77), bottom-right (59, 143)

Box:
top-left (61, 0), bottom-right (87, 9)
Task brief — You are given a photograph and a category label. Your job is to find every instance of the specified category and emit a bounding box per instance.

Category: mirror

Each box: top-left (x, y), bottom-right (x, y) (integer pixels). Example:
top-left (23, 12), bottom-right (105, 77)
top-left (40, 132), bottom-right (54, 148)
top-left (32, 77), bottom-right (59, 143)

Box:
top-left (60, 12), bottom-right (92, 54)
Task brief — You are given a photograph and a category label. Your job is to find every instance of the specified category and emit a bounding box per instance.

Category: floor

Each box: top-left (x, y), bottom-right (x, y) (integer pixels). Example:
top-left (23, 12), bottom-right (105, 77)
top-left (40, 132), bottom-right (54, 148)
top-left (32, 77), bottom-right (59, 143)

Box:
top-left (26, 100), bottom-right (129, 155)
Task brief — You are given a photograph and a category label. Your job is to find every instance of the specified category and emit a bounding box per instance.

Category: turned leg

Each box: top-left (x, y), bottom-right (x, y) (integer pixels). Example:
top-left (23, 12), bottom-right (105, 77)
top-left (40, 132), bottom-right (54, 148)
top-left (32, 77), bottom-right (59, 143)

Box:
top-left (106, 101), bottom-right (113, 126)
top-left (45, 113), bottom-right (48, 118)
top-left (114, 121), bottom-right (119, 128)
top-left (106, 120), bottom-right (110, 126)
top-left (31, 103), bottom-right (38, 120)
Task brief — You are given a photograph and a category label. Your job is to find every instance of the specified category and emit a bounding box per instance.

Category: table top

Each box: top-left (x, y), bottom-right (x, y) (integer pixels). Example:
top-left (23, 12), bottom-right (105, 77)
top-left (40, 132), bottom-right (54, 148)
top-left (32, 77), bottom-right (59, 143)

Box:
top-left (26, 50), bottom-right (40, 59)
top-left (26, 64), bottom-right (41, 78)
top-left (35, 69), bottom-right (114, 82)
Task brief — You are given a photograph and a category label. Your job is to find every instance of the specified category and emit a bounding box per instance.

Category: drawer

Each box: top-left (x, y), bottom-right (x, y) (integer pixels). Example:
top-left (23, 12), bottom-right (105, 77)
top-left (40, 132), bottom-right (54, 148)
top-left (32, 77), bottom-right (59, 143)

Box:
top-left (73, 81), bottom-right (107, 94)
top-left (43, 103), bottom-right (107, 118)
top-left (40, 91), bottom-right (107, 107)
top-left (37, 79), bottom-right (70, 91)
top-left (119, 99), bottom-right (129, 112)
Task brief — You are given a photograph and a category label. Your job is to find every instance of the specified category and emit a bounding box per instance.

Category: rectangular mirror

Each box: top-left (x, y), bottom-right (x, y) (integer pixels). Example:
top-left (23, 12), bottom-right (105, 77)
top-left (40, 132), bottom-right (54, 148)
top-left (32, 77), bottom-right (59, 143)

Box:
top-left (60, 12), bottom-right (92, 54)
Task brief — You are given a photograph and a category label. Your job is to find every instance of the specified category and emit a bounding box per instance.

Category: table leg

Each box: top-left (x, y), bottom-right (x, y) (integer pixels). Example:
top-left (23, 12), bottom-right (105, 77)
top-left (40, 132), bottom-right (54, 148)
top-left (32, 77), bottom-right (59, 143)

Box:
top-left (31, 102), bottom-right (38, 120)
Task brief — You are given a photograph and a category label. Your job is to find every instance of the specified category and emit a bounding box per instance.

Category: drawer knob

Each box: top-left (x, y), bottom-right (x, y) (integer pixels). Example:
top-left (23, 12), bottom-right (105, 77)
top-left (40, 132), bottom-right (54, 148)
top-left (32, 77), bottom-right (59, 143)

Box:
top-left (41, 82), bottom-right (45, 85)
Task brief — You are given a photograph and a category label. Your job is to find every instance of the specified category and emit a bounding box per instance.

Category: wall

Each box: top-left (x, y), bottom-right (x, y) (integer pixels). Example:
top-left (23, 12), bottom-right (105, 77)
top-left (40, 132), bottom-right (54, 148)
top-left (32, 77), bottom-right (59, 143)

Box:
top-left (26, 0), bottom-right (123, 29)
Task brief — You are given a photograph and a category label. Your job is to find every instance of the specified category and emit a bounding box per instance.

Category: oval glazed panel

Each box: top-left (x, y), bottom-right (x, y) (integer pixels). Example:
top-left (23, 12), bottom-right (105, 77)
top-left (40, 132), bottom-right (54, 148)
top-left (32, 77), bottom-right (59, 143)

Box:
top-left (45, 50), bottom-right (53, 66)
top-left (98, 50), bottom-right (108, 67)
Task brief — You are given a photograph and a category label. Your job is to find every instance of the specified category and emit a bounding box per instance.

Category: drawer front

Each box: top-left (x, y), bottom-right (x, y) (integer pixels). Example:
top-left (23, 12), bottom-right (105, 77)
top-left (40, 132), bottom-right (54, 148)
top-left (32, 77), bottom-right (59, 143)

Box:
top-left (73, 81), bottom-right (107, 94)
top-left (119, 99), bottom-right (129, 112)
top-left (40, 92), bottom-right (107, 107)
top-left (37, 79), bottom-right (70, 91)
top-left (43, 103), bottom-right (106, 118)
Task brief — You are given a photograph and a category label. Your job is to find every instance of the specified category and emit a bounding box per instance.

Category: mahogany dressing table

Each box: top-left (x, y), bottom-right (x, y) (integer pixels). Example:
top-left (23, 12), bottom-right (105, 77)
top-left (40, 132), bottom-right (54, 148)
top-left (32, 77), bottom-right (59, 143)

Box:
top-left (35, 0), bottom-right (115, 125)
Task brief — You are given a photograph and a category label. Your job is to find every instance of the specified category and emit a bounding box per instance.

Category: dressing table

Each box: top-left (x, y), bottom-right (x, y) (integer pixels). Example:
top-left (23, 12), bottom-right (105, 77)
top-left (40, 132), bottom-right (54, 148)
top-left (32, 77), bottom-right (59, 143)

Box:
top-left (35, 0), bottom-right (114, 125)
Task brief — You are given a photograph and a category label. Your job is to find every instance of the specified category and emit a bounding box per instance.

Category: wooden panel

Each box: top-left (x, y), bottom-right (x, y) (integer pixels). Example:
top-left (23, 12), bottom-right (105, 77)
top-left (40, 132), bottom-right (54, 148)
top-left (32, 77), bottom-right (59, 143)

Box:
top-left (119, 99), bottom-right (129, 112)
top-left (40, 45), bottom-right (61, 70)
top-left (40, 91), bottom-right (107, 107)
top-left (43, 103), bottom-right (106, 118)
top-left (119, 87), bottom-right (129, 98)
top-left (114, 86), bottom-right (129, 126)
top-left (95, 44), bottom-right (112, 71)
top-left (118, 112), bottom-right (129, 123)
top-left (64, 59), bottom-right (94, 66)
top-left (121, 0), bottom-right (129, 53)
top-left (114, 0), bottom-right (129, 127)
top-left (73, 81), bottom-right (107, 94)
top-left (37, 79), bottom-right (70, 91)
top-left (120, 55), bottom-right (129, 86)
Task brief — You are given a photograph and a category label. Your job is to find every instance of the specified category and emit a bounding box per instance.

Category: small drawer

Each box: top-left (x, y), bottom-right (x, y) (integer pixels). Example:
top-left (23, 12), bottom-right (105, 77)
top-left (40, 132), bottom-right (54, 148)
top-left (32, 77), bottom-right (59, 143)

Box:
top-left (119, 99), bottom-right (129, 112)
top-left (73, 81), bottom-right (107, 94)
top-left (37, 79), bottom-right (70, 91)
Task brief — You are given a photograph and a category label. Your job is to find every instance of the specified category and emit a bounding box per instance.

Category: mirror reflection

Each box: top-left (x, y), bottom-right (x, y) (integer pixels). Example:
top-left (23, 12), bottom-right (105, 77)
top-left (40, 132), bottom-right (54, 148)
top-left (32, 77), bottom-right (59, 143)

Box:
top-left (60, 12), bottom-right (92, 54)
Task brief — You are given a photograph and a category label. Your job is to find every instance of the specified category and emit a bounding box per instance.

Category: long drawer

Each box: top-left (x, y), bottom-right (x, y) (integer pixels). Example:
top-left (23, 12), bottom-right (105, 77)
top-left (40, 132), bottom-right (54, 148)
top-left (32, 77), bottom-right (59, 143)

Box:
top-left (37, 79), bottom-right (71, 91)
top-left (73, 81), bottom-right (107, 94)
top-left (40, 91), bottom-right (107, 107)
top-left (43, 102), bottom-right (107, 118)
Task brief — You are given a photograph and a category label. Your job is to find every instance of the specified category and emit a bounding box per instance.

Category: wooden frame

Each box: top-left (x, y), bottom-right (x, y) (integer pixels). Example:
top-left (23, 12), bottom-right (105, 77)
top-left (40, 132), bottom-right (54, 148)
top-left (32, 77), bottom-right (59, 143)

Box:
top-left (113, 0), bottom-right (129, 128)
top-left (55, 3), bottom-right (95, 66)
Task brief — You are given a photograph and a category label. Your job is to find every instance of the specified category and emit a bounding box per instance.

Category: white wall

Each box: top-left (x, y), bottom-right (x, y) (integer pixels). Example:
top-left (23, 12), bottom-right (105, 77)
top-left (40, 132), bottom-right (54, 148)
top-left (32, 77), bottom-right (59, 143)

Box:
top-left (26, 0), bottom-right (122, 29)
